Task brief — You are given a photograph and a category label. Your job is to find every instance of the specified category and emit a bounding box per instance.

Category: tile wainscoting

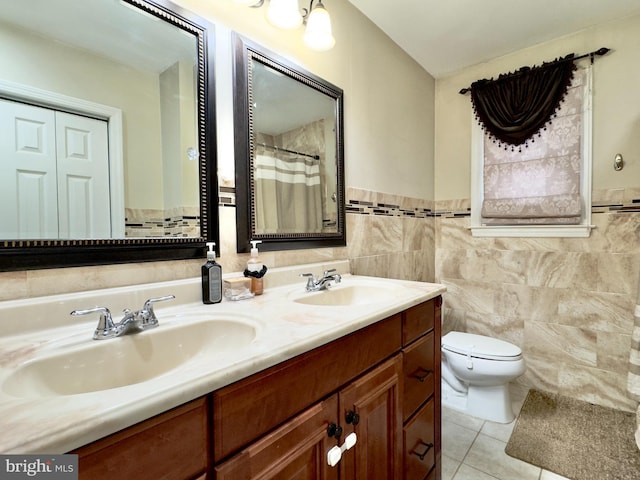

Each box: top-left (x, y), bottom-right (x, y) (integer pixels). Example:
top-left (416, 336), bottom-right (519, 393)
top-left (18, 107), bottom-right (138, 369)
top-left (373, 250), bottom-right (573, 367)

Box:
top-left (435, 188), bottom-right (640, 412)
top-left (3, 182), bottom-right (638, 416)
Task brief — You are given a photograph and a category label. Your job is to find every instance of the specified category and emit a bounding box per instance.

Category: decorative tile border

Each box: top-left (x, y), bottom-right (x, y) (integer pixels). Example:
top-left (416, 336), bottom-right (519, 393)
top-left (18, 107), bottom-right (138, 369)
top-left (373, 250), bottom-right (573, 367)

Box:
top-left (125, 207), bottom-right (200, 237)
top-left (219, 186), bottom-right (236, 207)
top-left (346, 199), bottom-right (433, 218)
top-left (218, 186), bottom-right (640, 218)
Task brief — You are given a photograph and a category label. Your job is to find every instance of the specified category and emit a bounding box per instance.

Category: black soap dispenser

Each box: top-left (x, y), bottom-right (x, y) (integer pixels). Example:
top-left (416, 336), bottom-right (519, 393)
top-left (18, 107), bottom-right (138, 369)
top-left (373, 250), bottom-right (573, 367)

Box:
top-left (202, 242), bottom-right (222, 304)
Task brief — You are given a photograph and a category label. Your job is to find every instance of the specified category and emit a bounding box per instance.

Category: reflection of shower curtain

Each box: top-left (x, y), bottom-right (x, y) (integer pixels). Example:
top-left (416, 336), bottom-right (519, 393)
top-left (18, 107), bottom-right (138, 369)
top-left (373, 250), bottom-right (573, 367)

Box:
top-left (254, 153), bottom-right (322, 234)
top-left (627, 272), bottom-right (640, 450)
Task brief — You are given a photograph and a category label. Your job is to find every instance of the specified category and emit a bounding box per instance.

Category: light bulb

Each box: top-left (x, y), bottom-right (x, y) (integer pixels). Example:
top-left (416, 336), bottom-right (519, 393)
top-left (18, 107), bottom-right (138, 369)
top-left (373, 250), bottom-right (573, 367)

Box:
top-left (267, 0), bottom-right (303, 30)
top-left (303, 2), bottom-right (335, 51)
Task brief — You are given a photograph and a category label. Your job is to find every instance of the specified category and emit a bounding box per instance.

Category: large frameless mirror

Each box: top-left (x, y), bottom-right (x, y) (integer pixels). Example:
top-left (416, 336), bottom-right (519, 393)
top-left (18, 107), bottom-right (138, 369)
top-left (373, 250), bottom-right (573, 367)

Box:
top-left (0, 0), bottom-right (218, 270)
top-left (233, 34), bottom-right (345, 252)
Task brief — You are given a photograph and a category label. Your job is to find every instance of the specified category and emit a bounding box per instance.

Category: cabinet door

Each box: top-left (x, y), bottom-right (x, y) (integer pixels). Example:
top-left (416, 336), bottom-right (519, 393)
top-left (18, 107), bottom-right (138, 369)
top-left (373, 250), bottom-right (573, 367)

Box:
top-left (72, 398), bottom-right (208, 480)
top-left (339, 355), bottom-right (403, 480)
top-left (215, 396), bottom-right (339, 480)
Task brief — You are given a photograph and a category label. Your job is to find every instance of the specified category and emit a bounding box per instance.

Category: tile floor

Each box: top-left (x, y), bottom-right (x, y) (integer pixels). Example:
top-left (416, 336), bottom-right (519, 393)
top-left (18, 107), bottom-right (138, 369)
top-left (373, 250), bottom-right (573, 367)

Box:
top-left (441, 383), bottom-right (572, 480)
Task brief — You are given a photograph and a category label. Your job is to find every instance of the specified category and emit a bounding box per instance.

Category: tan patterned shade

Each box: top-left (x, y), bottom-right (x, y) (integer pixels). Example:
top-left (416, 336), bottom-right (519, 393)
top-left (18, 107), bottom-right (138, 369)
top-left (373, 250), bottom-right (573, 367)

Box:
top-left (481, 69), bottom-right (585, 225)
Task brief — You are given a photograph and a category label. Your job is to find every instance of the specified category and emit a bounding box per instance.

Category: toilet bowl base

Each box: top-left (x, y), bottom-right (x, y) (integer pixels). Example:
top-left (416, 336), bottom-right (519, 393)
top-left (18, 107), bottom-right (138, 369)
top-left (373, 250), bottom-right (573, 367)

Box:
top-left (442, 380), bottom-right (515, 424)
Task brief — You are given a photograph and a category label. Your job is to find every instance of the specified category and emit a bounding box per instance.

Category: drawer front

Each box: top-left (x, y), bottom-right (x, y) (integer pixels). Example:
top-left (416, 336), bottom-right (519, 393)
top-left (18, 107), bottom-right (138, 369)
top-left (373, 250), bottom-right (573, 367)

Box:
top-left (402, 331), bottom-right (435, 421)
top-left (402, 300), bottom-right (435, 346)
top-left (73, 398), bottom-right (208, 480)
top-left (404, 397), bottom-right (436, 480)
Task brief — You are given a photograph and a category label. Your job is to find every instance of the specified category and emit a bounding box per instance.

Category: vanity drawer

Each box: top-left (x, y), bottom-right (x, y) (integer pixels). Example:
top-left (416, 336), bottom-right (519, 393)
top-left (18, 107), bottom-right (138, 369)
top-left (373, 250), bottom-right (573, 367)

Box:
top-left (72, 397), bottom-right (208, 480)
top-left (402, 331), bottom-right (435, 421)
top-left (404, 397), bottom-right (436, 480)
top-left (402, 300), bottom-right (435, 346)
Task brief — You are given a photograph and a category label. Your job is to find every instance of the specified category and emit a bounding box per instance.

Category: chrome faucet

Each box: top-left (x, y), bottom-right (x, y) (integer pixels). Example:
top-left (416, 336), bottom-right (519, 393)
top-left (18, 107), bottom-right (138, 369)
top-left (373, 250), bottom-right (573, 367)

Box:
top-left (71, 295), bottom-right (175, 340)
top-left (300, 269), bottom-right (342, 292)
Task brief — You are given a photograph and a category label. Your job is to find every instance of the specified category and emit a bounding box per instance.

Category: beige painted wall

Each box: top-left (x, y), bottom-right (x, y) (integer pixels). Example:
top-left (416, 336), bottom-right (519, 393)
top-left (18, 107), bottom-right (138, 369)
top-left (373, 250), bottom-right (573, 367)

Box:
top-left (434, 13), bottom-right (640, 200)
top-left (176, 0), bottom-right (436, 201)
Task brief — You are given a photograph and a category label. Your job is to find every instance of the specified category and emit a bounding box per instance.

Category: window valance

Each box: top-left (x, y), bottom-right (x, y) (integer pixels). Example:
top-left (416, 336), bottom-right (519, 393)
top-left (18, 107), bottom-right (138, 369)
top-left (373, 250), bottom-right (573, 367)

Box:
top-left (469, 54), bottom-right (576, 148)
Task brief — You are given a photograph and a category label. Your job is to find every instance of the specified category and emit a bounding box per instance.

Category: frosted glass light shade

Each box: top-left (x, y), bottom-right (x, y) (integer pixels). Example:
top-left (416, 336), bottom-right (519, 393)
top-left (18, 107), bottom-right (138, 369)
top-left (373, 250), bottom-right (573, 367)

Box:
top-left (233, 0), bottom-right (260, 5)
top-left (303, 3), bottom-right (335, 51)
top-left (267, 0), bottom-right (303, 29)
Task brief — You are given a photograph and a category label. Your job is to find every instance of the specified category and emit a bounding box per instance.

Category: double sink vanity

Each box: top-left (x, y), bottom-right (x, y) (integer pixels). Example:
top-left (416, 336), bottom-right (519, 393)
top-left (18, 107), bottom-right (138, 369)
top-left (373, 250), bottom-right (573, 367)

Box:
top-left (0, 262), bottom-right (445, 480)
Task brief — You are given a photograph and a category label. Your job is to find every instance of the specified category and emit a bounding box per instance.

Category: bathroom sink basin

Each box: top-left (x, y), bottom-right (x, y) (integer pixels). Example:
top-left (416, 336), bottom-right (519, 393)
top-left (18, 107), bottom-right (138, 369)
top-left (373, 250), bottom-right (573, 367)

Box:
top-left (2, 315), bottom-right (257, 397)
top-left (291, 284), bottom-right (398, 307)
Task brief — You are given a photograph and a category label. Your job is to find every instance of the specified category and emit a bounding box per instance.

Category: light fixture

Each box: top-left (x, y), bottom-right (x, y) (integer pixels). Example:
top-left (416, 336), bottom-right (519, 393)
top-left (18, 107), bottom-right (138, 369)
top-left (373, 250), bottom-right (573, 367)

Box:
top-left (266, 0), bottom-right (303, 29)
top-left (235, 0), bottom-right (335, 51)
top-left (303, 0), bottom-right (335, 51)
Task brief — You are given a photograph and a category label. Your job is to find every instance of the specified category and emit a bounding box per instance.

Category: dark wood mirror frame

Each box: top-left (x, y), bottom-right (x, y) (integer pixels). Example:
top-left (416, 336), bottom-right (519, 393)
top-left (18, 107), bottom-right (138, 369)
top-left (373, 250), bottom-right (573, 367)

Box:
top-left (233, 34), bottom-right (345, 254)
top-left (0, 0), bottom-right (219, 272)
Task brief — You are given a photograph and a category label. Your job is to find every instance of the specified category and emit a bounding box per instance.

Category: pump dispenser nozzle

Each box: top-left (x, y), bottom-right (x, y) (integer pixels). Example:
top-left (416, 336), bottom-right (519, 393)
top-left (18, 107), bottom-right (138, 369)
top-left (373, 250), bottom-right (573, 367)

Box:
top-left (249, 240), bottom-right (262, 256)
top-left (206, 242), bottom-right (216, 261)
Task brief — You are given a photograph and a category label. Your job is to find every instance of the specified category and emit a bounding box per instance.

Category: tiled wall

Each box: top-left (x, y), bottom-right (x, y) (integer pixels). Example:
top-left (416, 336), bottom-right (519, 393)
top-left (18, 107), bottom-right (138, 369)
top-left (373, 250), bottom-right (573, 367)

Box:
top-left (217, 186), bottom-right (436, 283)
top-left (435, 188), bottom-right (640, 412)
top-left (5, 184), bottom-right (638, 415)
top-left (345, 187), bottom-right (435, 282)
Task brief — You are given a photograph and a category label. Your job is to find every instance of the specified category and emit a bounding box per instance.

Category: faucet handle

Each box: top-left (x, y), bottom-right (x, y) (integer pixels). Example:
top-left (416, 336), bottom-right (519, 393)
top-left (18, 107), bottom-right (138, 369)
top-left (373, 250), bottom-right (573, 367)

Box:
top-left (71, 306), bottom-right (119, 340)
top-left (300, 273), bottom-right (316, 291)
top-left (323, 269), bottom-right (341, 284)
top-left (140, 295), bottom-right (175, 329)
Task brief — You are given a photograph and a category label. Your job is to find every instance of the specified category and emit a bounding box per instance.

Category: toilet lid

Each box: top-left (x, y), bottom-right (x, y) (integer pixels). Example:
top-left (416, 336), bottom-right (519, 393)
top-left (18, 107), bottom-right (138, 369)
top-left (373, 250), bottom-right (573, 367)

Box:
top-left (442, 332), bottom-right (522, 361)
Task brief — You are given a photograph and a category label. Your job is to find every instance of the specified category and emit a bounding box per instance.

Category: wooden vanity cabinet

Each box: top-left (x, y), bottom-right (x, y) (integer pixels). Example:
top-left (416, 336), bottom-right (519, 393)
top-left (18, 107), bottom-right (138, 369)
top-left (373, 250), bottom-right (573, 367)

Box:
top-left (215, 356), bottom-right (402, 480)
top-left (214, 355), bottom-right (402, 480)
top-left (401, 298), bottom-right (442, 480)
top-left (69, 296), bottom-right (442, 480)
top-left (213, 296), bottom-right (441, 480)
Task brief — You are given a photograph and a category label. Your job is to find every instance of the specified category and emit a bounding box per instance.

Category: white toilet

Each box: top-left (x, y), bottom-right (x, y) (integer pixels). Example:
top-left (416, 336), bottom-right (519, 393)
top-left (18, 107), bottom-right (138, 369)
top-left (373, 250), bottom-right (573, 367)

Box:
top-left (441, 331), bottom-right (526, 423)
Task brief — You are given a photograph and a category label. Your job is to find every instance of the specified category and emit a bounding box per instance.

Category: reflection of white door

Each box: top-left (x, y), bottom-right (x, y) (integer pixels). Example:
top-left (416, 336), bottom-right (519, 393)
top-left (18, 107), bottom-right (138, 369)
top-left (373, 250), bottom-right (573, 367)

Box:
top-left (0, 99), bottom-right (58, 238)
top-left (55, 111), bottom-right (110, 238)
top-left (0, 99), bottom-right (110, 239)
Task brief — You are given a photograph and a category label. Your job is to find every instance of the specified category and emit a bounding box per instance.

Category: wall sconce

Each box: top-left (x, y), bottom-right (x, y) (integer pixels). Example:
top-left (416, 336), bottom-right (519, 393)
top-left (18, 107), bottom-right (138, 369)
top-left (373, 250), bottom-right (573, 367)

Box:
top-left (234, 0), bottom-right (335, 51)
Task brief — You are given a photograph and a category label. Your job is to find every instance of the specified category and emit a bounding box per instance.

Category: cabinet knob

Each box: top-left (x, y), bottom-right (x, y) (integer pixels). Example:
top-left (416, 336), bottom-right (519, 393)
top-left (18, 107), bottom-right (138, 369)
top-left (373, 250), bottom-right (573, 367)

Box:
top-left (411, 441), bottom-right (434, 461)
top-left (345, 410), bottom-right (360, 426)
top-left (414, 367), bottom-right (433, 383)
top-left (327, 423), bottom-right (343, 439)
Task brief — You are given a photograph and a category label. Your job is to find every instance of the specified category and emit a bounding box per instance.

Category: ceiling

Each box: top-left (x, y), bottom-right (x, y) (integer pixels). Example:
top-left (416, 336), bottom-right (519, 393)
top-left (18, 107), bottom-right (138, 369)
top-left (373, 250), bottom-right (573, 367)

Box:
top-left (347, 0), bottom-right (640, 78)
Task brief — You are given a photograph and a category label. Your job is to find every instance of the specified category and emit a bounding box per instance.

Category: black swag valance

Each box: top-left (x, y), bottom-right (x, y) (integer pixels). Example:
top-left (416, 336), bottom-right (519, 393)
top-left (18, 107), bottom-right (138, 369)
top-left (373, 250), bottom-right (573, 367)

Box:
top-left (469, 54), bottom-right (577, 147)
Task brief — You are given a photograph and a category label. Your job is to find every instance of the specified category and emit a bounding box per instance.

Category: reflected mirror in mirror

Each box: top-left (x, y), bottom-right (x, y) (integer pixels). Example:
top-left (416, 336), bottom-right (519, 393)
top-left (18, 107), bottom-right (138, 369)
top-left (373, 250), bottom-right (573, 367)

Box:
top-left (0, 0), bottom-right (199, 240)
top-left (234, 35), bottom-right (345, 252)
top-left (0, 0), bottom-right (218, 270)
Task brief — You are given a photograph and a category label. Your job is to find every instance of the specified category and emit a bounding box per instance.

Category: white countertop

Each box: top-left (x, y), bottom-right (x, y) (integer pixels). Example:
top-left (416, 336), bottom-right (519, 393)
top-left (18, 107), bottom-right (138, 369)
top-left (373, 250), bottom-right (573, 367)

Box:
top-left (0, 266), bottom-right (445, 454)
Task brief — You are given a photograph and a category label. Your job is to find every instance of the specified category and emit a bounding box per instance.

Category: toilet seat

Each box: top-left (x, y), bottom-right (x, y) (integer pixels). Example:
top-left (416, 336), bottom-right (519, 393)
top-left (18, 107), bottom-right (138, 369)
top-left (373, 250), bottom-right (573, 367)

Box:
top-left (442, 332), bottom-right (522, 361)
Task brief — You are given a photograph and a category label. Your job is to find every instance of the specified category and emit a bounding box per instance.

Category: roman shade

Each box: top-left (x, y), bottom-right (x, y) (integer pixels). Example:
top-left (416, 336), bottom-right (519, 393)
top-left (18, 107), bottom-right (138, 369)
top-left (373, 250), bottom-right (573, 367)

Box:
top-left (471, 62), bottom-right (586, 225)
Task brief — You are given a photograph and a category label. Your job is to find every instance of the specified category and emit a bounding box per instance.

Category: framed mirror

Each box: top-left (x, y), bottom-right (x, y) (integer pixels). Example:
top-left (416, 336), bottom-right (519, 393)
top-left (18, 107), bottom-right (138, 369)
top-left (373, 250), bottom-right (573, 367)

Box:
top-left (233, 35), bottom-right (345, 253)
top-left (0, 0), bottom-right (218, 271)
